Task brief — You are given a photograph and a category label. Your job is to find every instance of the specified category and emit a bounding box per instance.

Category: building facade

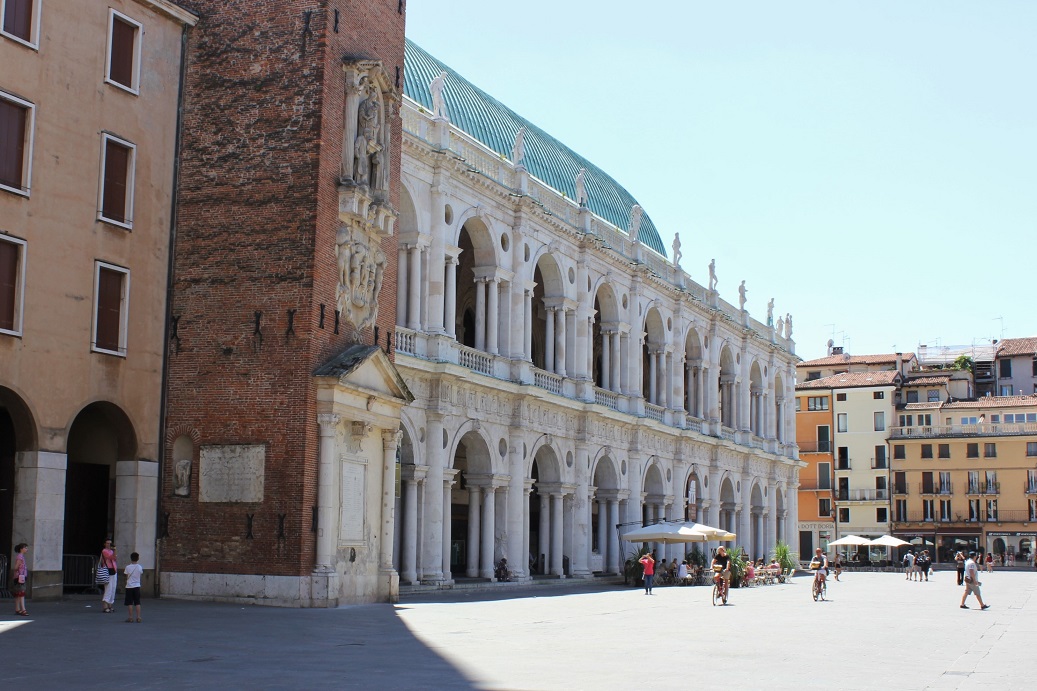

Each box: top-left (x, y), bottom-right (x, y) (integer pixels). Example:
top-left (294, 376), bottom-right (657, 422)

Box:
top-left (995, 337), bottom-right (1037, 397)
top-left (389, 41), bottom-right (803, 585)
top-left (890, 395), bottom-right (1037, 562)
top-left (793, 382), bottom-right (835, 555)
top-left (0, 0), bottom-right (196, 598)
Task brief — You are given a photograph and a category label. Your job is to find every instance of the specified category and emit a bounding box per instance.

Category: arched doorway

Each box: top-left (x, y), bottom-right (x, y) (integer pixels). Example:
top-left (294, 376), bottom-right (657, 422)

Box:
top-left (750, 482), bottom-right (765, 560)
top-left (642, 308), bottom-right (666, 406)
top-left (455, 219), bottom-right (497, 353)
top-left (531, 254), bottom-right (565, 375)
top-left (0, 387), bottom-right (36, 564)
top-left (63, 402), bottom-right (137, 574)
top-left (719, 476), bottom-right (737, 534)
top-left (450, 429), bottom-right (494, 578)
top-left (529, 444), bottom-right (562, 575)
top-left (683, 328), bottom-right (704, 418)
top-left (591, 455), bottom-right (621, 574)
top-left (591, 283), bottom-right (621, 392)
top-left (749, 361), bottom-right (764, 437)
top-left (718, 346), bottom-right (737, 428)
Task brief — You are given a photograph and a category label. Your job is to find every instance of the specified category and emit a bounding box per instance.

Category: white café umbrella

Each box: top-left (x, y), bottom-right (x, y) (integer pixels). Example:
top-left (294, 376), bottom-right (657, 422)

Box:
top-left (867, 535), bottom-right (910, 547)
top-left (828, 535), bottom-right (871, 547)
top-left (621, 521), bottom-right (735, 544)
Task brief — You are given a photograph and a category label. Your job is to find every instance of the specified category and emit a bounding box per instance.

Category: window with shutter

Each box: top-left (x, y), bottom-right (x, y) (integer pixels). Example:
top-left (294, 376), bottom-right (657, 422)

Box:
top-left (0, 95), bottom-right (30, 193)
top-left (99, 134), bottom-right (134, 226)
top-left (0, 238), bottom-right (21, 332)
top-left (95, 268), bottom-right (123, 352)
top-left (1, 0), bottom-right (34, 44)
top-left (106, 11), bottom-right (142, 93)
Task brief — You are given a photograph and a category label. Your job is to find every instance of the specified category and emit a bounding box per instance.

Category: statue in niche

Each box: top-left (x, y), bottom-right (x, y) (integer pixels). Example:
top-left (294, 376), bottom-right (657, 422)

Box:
top-left (353, 82), bottom-right (382, 188)
top-left (173, 459), bottom-right (191, 497)
top-left (785, 313), bottom-right (794, 339)
top-left (629, 204), bottom-right (643, 244)
top-left (738, 280), bottom-right (747, 311)
top-left (575, 168), bottom-right (588, 207)
top-left (511, 126), bottom-right (527, 167)
top-left (672, 233), bottom-right (682, 267)
top-left (708, 258), bottom-right (718, 292)
top-left (336, 224), bottom-right (387, 336)
top-left (767, 298), bottom-right (775, 326)
top-left (429, 70), bottom-right (448, 119)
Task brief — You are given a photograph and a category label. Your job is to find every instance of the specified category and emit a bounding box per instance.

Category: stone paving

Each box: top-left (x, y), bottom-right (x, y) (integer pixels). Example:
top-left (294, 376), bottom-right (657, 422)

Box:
top-left (1, 570), bottom-right (1034, 689)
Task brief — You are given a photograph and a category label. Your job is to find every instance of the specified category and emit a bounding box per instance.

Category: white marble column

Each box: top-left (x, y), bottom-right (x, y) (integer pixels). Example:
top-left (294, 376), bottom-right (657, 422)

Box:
top-left (474, 279), bottom-right (486, 351)
top-left (444, 257), bottom-right (457, 338)
top-left (487, 278), bottom-right (499, 355)
top-left (523, 289), bottom-right (533, 360)
top-left (608, 499), bottom-right (620, 574)
top-left (601, 330), bottom-right (611, 390)
top-left (555, 307), bottom-right (567, 376)
top-left (380, 430), bottom-right (401, 573)
top-left (442, 469), bottom-right (458, 582)
top-left (538, 492), bottom-right (550, 572)
top-left (596, 498), bottom-right (608, 568)
top-left (315, 414), bottom-right (340, 571)
top-left (480, 485), bottom-right (496, 579)
top-left (611, 332), bottom-right (621, 393)
top-left (507, 441), bottom-right (528, 581)
top-left (466, 486), bottom-right (481, 577)
top-left (407, 245), bottom-right (422, 330)
top-left (551, 492), bottom-right (565, 576)
top-left (544, 307), bottom-right (555, 373)
top-left (421, 417), bottom-right (445, 582)
top-left (396, 247), bottom-right (408, 327)
top-left (648, 351), bottom-right (658, 404)
top-left (401, 465), bottom-right (428, 584)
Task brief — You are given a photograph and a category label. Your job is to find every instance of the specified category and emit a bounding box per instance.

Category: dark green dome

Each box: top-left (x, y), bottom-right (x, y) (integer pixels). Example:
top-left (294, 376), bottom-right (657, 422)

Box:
top-left (403, 39), bottom-right (666, 258)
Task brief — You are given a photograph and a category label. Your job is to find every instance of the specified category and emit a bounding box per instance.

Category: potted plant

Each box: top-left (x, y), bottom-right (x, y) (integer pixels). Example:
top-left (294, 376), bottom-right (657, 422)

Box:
top-left (727, 545), bottom-right (748, 588)
top-left (771, 540), bottom-right (799, 573)
top-left (624, 546), bottom-right (650, 587)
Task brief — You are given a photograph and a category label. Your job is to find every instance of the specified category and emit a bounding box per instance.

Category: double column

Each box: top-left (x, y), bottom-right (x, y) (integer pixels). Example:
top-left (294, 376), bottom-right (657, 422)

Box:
top-left (400, 464), bottom-right (429, 584)
top-left (474, 272), bottom-right (501, 354)
top-left (543, 299), bottom-right (574, 376)
top-left (466, 475), bottom-right (507, 580)
top-left (600, 326), bottom-right (623, 392)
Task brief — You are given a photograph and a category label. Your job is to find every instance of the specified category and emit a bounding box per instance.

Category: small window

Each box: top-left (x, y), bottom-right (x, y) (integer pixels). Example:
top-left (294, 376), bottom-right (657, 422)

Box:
top-left (1, 0), bottom-right (39, 48)
top-left (991, 415), bottom-right (1001, 423)
top-left (0, 90), bottom-right (34, 196)
top-left (98, 133), bottom-right (136, 227)
top-left (894, 499), bottom-right (907, 522)
top-left (921, 444), bottom-right (933, 459)
top-left (807, 396), bottom-right (829, 411)
top-left (938, 444), bottom-right (950, 459)
top-left (927, 390), bottom-right (940, 402)
top-left (836, 393), bottom-right (847, 401)
top-left (906, 390), bottom-right (918, 403)
top-left (818, 498), bottom-right (831, 517)
top-left (966, 443), bottom-right (979, 458)
top-left (1027, 442), bottom-right (1037, 457)
top-left (838, 508), bottom-right (849, 523)
top-left (873, 391), bottom-right (884, 399)
top-left (105, 9), bottom-right (143, 94)
top-left (92, 261), bottom-right (130, 356)
top-left (873, 411), bottom-right (885, 432)
top-left (876, 507), bottom-right (887, 523)
top-left (999, 359), bottom-right (1012, 378)
top-left (837, 413), bottom-right (847, 433)
top-left (806, 371), bottom-right (821, 381)
top-left (984, 443), bottom-right (996, 458)
top-left (999, 385), bottom-right (1013, 396)
top-left (1032, 357), bottom-right (1036, 377)
top-left (873, 445), bottom-right (886, 469)
top-left (893, 445), bottom-right (905, 460)
top-left (0, 234), bottom-right (26, 335)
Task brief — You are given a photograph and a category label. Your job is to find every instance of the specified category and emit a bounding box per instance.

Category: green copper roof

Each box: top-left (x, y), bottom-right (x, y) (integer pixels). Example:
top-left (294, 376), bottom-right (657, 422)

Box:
top-left (404, 39), bottom-right (666, 257)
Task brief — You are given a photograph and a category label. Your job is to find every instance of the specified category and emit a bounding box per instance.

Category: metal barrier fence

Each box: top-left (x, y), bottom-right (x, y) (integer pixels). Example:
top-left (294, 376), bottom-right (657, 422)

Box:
top-left (63, 554), bottom-right (101, 593)
top-left (0, 553), bottom-right (8, 598)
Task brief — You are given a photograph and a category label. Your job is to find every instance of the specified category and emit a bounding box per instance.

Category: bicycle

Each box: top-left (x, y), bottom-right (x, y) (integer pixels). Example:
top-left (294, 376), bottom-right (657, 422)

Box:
top-left (811, 573), bottom-right (827, 601)
top-left (711, 569), bottom-right (729, 606)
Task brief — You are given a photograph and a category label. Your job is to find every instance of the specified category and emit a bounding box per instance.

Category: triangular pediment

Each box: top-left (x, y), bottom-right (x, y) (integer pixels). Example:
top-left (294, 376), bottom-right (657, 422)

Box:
top-left (314, 344), bottom-right (414, 403)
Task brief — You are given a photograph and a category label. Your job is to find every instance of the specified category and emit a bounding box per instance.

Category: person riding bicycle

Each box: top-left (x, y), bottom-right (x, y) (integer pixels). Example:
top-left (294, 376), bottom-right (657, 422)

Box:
top-left (711, 546), bottom-right (731, 595)
top-left (810, 547), bottom-right (829, 588)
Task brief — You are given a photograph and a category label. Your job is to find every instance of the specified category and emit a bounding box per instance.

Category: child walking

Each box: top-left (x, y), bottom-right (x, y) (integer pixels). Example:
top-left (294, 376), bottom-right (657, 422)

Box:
top-left (12, 543), bottom-right (29, 616)
top-left (124, 552), bottom-right (144, 623)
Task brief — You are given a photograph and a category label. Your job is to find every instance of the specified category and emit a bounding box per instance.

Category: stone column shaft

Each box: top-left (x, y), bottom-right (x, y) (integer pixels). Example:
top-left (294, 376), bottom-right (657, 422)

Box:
top-left (467, 487), bottom-right (481, 577)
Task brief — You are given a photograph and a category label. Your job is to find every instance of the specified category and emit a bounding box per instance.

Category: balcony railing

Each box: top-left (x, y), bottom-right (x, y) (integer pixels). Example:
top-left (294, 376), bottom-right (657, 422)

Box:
top-left (1026, 484), bottom-right (1037, 495)
top-left (458, 344), bottom-right (493, 376)
top-left (836, 489), bottom-right (889, 502)
top-left (798, 480), bottom-right (833, 492)
top-left (893, 485), bottom-right (908, 495)
top-left (798, 441), bottom-right (831, 454)
top-left (965, 482), bottom-right (1000, 495)
top-left (594, 387), bottom-right (619, 411)
top-left (871, 459), bottom-right (888, 470)
top-left (918, 483), bottom-right (953, 495)
top-left (835, 460), bottom-right (851, 471)
top-left (890, 422), bottom-right (1037, 439)
top-left (645, 403), bottom-right (665, 422)
top-left (532, 368), bottom-right (563, 395)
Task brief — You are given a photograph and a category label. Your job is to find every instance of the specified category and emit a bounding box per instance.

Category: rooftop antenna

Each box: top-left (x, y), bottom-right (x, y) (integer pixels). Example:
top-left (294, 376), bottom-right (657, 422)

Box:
top-left (992, 316), bottom-right (1005, 340)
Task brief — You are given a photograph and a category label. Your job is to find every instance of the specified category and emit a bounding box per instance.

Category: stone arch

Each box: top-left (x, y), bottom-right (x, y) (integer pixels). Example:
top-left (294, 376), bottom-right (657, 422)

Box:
top-left (455, 216), bottom-right (499, 350)
top-left (642, 307), bottom-right (667, 406)
top-left (531, 251), bottom-right (567, 373)
top-left (749, 359), bottom-right (765, 437)
top-left (749, 480), bottom-right (766, 559)
top-left (718, 474), bottom-right (738, 533)
top-left (448, 428), bottom-right (497, 578)
top-left (683, 326), bottom-right (705, 418)
top-left (64, 401), bottom-right (139, 558)
top-left (397, 412), bottom-right (423, 467)
top-left (591, 281), bottom-right (622, 391)
top-left (396, 182), bottom-right (421, 329)
top-left (718, 344), bottom-right (738, 428)
top-left (0, 385), bottom-right (38, 561)
top-left (683, 467), bottom-right (704, 522)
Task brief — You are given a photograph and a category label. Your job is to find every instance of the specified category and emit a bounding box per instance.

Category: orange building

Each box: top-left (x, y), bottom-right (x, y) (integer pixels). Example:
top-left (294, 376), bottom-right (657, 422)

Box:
top-left (795, 384), bottom-right (835, 554)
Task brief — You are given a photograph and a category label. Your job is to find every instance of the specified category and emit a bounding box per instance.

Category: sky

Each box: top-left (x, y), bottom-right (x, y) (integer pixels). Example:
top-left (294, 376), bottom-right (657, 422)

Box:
top-left (405, 1), bottom-right (1036, 361)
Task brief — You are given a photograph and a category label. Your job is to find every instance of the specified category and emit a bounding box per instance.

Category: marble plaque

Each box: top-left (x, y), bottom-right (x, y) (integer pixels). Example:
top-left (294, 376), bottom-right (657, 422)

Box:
top-left (340, 461), bottom-right (366, 543)
top-left (198, 445), bottom-right (265, 503)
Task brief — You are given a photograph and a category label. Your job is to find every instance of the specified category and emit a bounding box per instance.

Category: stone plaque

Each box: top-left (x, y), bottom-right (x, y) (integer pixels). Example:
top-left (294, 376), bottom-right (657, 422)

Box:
top-left (340, 461), bottom-right (366, 543)
top-left (198, 445), bottom-right (265, 503)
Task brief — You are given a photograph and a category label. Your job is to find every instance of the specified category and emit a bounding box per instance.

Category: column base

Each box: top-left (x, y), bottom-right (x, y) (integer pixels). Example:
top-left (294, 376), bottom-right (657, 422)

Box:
top-left (382, 568), bottom-right (400, 604)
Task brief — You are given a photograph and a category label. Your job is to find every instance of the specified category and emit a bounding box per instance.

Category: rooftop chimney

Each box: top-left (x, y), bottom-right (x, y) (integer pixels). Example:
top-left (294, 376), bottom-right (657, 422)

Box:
top-left (895, 352), bottom-right (903, 375)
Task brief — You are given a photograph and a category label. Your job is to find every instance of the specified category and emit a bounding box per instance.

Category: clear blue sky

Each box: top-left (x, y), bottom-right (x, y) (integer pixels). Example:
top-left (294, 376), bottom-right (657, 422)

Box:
top-left (406, 1), bottom-right (1036, 361)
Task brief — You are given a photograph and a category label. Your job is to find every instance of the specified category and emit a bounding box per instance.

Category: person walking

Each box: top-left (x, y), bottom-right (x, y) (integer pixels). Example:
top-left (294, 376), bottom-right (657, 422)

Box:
top-left (955, 551), bottom-right (966, 586)
top-left (124, 552), bottom-right (144, 623)
top-left (985, 552), bottom-right (994, 574)
top-left (100, 538), bottom-right (118, 614)
top-left (918, 550), bottom-right (931, 582)
top-left (960, 552), bottom-right (989, 610)
top-left (12, 543), bottom-right (29, 616)
top-left (904, 550), bottom-right (915, 581)
top-left (833, 553), bottom-right (842, 581)
top-left (639, 552), bottom-right (656, 595)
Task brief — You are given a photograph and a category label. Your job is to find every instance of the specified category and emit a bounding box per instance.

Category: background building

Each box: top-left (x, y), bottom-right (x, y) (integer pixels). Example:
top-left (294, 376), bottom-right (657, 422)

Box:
top-left (995, 337), bottom-right (1037, 396)
top-left (0, 0), bottom-right (196, 599)
top-left (793, 381), bottom-right (835, 554)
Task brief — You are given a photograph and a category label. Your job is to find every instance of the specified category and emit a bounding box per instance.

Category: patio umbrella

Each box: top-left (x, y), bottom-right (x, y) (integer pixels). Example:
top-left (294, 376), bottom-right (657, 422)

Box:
top-left (828, 535), bottom-right (871, 547)
top-left (867, 535), bottom-right (909, 547)
top-left (621, 521), bottom-right (734, 544)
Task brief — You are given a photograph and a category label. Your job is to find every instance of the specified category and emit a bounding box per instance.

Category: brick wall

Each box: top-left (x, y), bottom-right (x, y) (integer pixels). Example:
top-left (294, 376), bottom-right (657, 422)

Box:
top-left (163, 0), bottom-right (404, 577)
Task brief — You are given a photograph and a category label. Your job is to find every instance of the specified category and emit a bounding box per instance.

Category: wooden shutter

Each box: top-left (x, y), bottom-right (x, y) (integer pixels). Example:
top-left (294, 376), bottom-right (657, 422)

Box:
top-left (96, 268), bottom-right (123, 351)
top-left (0, 241), bottom-right (18, 331)
top-left (109, 17), bottom-right (136, 88)
top-left (102, 140), bottom-right (129, 222)
top-left (0, 99), bottom-right (26, 190)
top-left (2, 0), bottom-right (32, 41)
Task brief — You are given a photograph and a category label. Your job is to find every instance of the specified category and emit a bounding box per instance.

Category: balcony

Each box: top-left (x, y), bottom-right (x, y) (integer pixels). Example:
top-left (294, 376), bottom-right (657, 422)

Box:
top-left (893, 485), bottom-right (908, 495)
top-left (798, 441), bottom-right (831, 454)
top-left (890, 422), bottom-right (1037, 439)
top-left (918, 482), bottom-right (953, 496)
top-left (836, 489), bottom-right (889, 502)
top-left (835, 459), bottom-right (852, 471)
top-left (1026, 484), bottom-right (1037, 495)
top-left (798, 480), bottom-right (833, 492)
top-left (965, 482), bottom-right (1000, 495)
top-left (871, 458), bottom-right (889, 470)
top-left (987, 510), bottom-right (1036, 523)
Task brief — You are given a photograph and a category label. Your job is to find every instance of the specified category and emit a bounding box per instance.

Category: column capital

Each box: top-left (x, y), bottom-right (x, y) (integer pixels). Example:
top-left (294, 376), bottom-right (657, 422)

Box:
top-left (401, 464), bottom-right (430, 482)
top-left (317, 413), bottom-right (340, 435)
top-left (382, 428), bottom-right (403, 450)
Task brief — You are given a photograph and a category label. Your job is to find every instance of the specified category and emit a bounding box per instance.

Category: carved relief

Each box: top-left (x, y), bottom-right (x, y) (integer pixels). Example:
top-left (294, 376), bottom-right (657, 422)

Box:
top-left (173, 459), bottom-right (191, 497)
top-left (336, 224), bottom-right (386, 335)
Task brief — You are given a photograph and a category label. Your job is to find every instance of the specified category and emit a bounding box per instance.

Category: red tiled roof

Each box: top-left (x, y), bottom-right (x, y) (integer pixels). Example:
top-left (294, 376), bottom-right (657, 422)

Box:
top-left (797, 353), bottom-right (915, 368)
top-left (996, 337), bottom-right (1037, 357)
top-left (797, 371), bottom-right (900, 390)
top-left (942, 395), bottom-right (1037, 409)
top-left (903, 376), bottom-right (950, 386)
top-left (902, 402), bottom-right (943, 410)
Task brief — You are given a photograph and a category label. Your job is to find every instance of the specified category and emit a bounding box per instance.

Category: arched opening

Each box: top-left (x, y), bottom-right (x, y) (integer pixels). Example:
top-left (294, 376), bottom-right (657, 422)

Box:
top-left (774, 372), bottom-right (786, 443)
top-left (684, 470), bottom-right (702, 522)
top-left (454, 219), bottom-right (497, 353)
top-left (396, 185), bottom-right (420, 329)
top-left (719, 477), bottom-right (737, 534)
top-left (642, 308), bottom-right (666, 406)
top-left (718, 346), bottom-right (737, 429)
top-left (683, 328), bottom-right (704, 418)
top-left (394, 424), bottom-right (421, 583)
top-left (63, 402), bottom-right (138, 579)
top-left (450, 430), bottom-right (494, 578)
top-left (992, 537), bottom-right (1006, 555)
top-left (0, 387), bottom-right (36, 563)
top-left (749, 361), bottom-right (764, 437)
top-left (750, 482), bottom-right (765, 560)
top-left (591, 284), bottom-right (621, 392)
top-left (531, 254), bottom-right (565, 375)
top-left (591, 456), bottom-right (621, 574)
top-left (529, 444), bottom-right (562, 575)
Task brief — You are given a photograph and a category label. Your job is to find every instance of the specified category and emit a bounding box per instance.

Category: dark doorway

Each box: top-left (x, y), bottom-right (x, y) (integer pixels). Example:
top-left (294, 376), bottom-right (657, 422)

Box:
top-left (63, 462), bottom-right (111, 555)
top-left (800, 530), bottom-right (813, 556)
top-left (0, 410), bottom-right (15, 561)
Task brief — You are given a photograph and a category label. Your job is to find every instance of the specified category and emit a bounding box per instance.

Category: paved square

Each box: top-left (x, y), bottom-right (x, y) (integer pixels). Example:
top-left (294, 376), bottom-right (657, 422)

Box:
top-left (2, 571), bottom-right (1034, 689)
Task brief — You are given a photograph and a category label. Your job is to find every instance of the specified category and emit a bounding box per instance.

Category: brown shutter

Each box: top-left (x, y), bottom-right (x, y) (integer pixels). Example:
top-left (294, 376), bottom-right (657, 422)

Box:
top-left (0, 99), bottom-right (26, 190)
top-left (2, 0), bottom-right (32, 41)
top-left (0, 241), bottom-right (18, 331)
top-left (109, 17), bottom-right (136, 88)
top-left (96, 268), bottom-right (123, 351)
top-left (102, 140), bottom-right (129, 222)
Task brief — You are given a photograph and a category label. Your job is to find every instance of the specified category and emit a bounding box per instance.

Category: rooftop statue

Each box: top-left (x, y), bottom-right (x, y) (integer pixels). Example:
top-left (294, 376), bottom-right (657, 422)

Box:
top-left (575, 168), bottom-right (588, 207)
top-left (429, 70), bottom-right (448, 120)
top-left (511, 126), bottom-right (527, 167)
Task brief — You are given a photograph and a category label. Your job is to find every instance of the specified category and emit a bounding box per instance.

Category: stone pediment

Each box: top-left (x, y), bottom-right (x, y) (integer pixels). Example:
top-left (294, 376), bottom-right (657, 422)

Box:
top-left (314, 344), bottom-right (414, 404)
